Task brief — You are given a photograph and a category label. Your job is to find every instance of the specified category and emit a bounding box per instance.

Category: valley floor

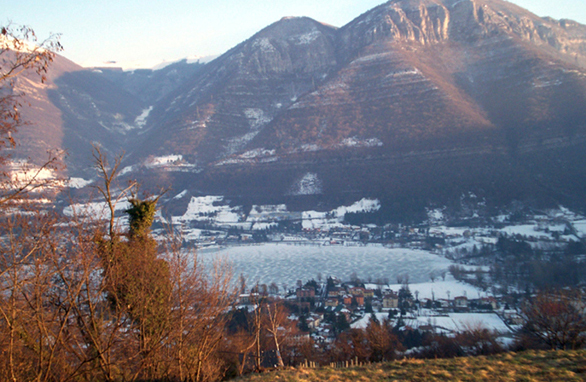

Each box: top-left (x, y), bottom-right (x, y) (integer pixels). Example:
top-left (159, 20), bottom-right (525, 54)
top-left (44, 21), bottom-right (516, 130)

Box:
top-left (233, 350), bottom-right (586, 382)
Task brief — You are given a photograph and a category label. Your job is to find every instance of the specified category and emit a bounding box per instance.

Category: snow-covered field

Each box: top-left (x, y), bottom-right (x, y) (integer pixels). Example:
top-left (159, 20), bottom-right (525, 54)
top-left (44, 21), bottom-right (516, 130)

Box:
top-left (386, 279), bottom-right (488, 301)
top-left (198, 243), bottom-right (455, 287)
top-left (352, 312), bottom-right (510, 334)
top-left (63, 199), bottom-right (131, 219)
top-left (574, 219), bottom-right (586, 238)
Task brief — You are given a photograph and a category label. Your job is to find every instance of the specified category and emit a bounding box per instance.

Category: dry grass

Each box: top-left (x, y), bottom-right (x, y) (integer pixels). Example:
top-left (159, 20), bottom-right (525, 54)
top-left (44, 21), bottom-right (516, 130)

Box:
top-left (233, 350), bottom-right (586, 382)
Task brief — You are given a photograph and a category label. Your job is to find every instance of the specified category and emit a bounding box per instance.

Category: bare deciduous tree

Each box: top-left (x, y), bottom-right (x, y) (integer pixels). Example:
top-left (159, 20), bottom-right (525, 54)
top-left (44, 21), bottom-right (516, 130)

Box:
top-left (520, 289), bottom-right (586, 350)
top-left (263, 301), bottom-right (288, 368)
top-left (165, 230), bottom-right (235, 382)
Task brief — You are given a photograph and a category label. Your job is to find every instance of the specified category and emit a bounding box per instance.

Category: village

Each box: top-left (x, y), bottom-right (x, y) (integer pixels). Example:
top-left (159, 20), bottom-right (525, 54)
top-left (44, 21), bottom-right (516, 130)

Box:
top-left (173, 202), bottom-right (586, 348)
top-left (236, 272), bottom-right (520, 350)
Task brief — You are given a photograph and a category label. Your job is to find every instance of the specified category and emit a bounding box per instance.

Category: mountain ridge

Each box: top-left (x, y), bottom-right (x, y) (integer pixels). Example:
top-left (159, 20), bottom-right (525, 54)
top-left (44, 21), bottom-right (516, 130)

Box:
top-left (10, 0), bottom-right (586, 220)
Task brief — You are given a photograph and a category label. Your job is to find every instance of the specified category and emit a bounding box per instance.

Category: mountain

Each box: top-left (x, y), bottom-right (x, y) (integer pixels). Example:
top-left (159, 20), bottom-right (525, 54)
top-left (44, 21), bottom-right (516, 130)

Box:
top-left (136, 16), bottom-right (339, 164)
top-left (97, 59), bottom-right (205, 105)
top-left (10, 0), bottom-right (586, 220)
top-left (9, 54), bottom-right (204, 173)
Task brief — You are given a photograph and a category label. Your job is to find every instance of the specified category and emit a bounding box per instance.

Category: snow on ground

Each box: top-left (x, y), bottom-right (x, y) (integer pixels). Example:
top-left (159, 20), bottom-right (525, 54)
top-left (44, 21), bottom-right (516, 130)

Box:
top-left (198, 243), bottom-right (455, 287)
top-left (181, 228), bottom-right (204, 241)
top-left (247, 204), bottom-right (294, 225)
top-left (290, 30), bottom-right (321, 45)
top-left (119, 166), bottom-right (134, 176)
top-left (387, 277), bottom-right (488, 301)
top-left (8, 160), bottom-right (59, 189)
top-left (302, 199), bottom-right (380, 230)
top-left (173, 190), bottom-right (188, 199)
top-left (132, 106), bottom-right (153, 129)
top-left (0, 34), bottom-right (45, 53)
top-left (223, 131), bottom-right (262, 157)
top-left (429, 226), bottom-right (480, 237)
top-left (63, 200), bottom-right (131, 220)
top-left (183, 195), bottom-right (223, 214)
top-left (289, 173), bottom-right (323, 196)
top-left (146, 155), bottom-right (183, 167)
top-left (215, 148), bottom-right (278, 166)
top-left (573, 220), bottom-right (586, 238)
top-left (173, 197), bottom-right (380, 231)
top-left (352, 312), bottom-right (510, 334)
top-left (298, 144), bottom-right (321, 152)
top-left (244, 108), bottom-right (272, 129)
top-left (240, 148), bottom-right (276, 159)
top-left (351, 313), bottom-right (390, 329)
top-left (427, 208), bottom-right (446, 224)
top-left (549, 206), bottom-right (582, 220)
top-left (248, 204), bottom-right (287, 217)
top-left (500, 224), bottom-right (547, 238)
top-left (252, 37), bottom-right (276, 53)
top-left (174, 196), bottom-right (243, 224)
top-left (251, 222), bottom-right (279, 230)
top-left (216, 209), bottom-right (241, 224)
top-left (334, 198), bottom-right (380, 216)
top-left (339, 137), bottom-right (383, 148)
top-left (302, 210), bottom-right (333, 230)
top-left (67, 177), bottom-right (93, 189)
top-left (432, 220), bottom-right (576, 247)
top-left (405, 313), bottom-right (511, 334)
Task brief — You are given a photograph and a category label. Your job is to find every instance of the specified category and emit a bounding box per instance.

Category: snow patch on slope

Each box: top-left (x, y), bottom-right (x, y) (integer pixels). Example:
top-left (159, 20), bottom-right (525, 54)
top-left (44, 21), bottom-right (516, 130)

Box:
top-left (252, 38), bottom-right (276, 52)
top-left (142, 155), bottom-right (199, 172)
top-left (146, 155), bottom-right (183, 166)
top-left (174, 196), bottom-right (243, 224)
top-left (216, 148), bottom-right (278, 166)
top-left (173, 190), bottom-right (188, 199)
top-left (244, 108), bottom-right (272, 129)
top-left (133, 106), bottom-right (153, 129)
top-left (339, 137), bottom-right (383, 148)
top-left (302, 198), bottom-right (381, 230)
top-left (427, 207), bottom-right (446, 224)
top-left (171, 195), bottom-right (380, 233)
top-left (240, 148), bottom-right (276, 159)
top-left (6, 160), bottom-right (63, 192)
top-left (67, 177), bottom-right (93, 189)
top-left (288, 172), bottom-right (323, 196)
top-left (290, 30), bottom-right (321, 45)
top-left (334, 198), bottom-right (381, 216)
top-left (63, 200), bottom-right (131, 220)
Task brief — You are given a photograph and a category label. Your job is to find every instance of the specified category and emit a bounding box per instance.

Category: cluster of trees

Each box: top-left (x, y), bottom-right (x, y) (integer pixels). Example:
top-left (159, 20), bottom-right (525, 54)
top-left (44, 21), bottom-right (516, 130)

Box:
top-left (516, 289), bottom-right (586, 351)
top-left (0, 148), bottom-right (236, 381)
top-left (446, 236), bottom-right (586, 292)
top-left (489, 236), bottom-right (586, 290)
top-left (0, 26), bottom-right (237, 382)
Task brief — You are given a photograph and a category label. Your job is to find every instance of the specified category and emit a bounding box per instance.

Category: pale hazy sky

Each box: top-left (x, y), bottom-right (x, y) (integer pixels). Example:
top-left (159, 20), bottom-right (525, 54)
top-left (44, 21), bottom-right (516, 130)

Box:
top-left (4, 0), bottom-right (586, 69)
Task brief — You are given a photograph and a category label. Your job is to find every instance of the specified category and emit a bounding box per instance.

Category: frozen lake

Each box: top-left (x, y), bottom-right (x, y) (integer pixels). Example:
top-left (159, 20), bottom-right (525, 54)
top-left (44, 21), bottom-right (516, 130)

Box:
top-left (198, 243), bottom-right (455, 287)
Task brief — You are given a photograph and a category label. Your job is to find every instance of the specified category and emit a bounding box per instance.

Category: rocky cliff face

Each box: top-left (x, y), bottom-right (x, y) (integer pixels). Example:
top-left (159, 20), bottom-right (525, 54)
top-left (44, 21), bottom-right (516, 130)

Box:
top-left (338, 0), bottom-right (586, 62)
